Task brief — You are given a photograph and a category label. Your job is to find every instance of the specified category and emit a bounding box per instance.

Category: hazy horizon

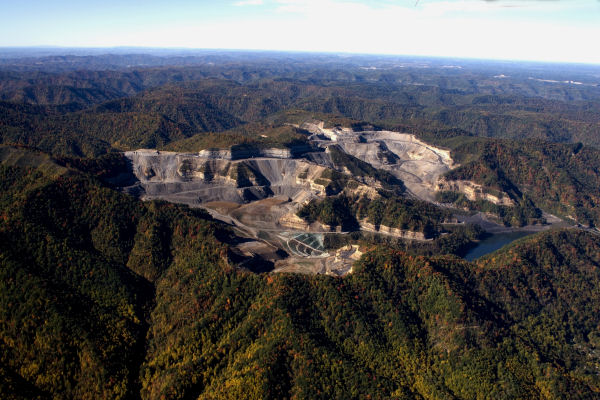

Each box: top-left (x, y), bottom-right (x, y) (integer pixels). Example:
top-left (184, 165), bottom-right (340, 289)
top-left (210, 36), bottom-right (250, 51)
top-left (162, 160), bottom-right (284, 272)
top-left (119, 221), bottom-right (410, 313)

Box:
top-left (2, 0), bottom-right (600, 64)
top-left (2, 46), bottom-right (600, 68)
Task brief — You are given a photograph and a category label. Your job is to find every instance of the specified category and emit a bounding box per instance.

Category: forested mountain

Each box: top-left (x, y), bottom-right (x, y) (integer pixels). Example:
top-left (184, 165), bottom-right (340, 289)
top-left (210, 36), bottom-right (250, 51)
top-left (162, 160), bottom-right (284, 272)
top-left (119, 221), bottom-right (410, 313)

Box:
top-left (2, 51), bottom-right (600, 399)
top-left (436, 138), bottom-right (600, 226)
top-left (1, 147), bottom-right (600, 398)
top-left (0, 146), bottom-right (232, 398)
top-left (1, 51), bottom-right (600, 157)
top-left (298, 195), bottom-right (445, 237)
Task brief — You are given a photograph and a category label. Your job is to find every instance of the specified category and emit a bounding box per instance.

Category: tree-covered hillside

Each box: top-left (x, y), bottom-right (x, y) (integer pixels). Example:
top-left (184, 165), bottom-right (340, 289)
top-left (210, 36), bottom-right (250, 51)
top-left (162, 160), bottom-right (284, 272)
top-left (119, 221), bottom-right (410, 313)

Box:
top-left (0, 147), bottom-right (231, 398)
top-left (1, 146), bottom-right (600, 399)
top-left (437, 138), bottom-right (600, 226)
top-left (2, 53), bottom-right (600, 157)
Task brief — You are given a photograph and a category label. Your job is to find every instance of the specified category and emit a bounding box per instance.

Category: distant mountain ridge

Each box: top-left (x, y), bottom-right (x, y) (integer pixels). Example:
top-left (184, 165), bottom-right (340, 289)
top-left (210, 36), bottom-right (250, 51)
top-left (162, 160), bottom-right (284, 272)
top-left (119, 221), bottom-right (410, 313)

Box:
top-left (1, 55), bottom-right (599, 155)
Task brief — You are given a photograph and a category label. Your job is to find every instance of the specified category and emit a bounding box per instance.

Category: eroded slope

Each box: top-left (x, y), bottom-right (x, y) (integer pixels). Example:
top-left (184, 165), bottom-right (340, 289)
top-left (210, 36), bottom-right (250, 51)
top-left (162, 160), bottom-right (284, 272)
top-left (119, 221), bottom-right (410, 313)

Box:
top-left (303, 121), bottom-right (455, 200)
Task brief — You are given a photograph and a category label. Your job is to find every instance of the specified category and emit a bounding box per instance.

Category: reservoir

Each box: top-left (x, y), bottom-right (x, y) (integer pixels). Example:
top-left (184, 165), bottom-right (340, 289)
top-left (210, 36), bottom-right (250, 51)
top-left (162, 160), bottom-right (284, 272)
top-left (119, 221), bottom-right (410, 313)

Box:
top-left (464, 230), bottom-right (535, 261)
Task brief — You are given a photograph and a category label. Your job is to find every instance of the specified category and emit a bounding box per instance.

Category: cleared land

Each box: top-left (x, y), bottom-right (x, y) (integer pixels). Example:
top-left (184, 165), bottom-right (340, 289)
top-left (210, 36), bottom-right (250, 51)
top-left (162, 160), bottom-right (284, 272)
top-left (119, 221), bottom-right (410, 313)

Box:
top-left (119, 123), bottom-right (467, 274)
top-left (303, 121), bottom-right (455, 201)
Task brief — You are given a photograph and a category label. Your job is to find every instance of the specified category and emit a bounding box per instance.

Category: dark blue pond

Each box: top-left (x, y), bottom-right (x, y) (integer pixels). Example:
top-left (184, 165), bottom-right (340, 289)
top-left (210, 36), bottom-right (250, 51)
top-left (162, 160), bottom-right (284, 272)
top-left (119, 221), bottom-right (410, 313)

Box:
top-left (464, 231), bottom-right (536, 261)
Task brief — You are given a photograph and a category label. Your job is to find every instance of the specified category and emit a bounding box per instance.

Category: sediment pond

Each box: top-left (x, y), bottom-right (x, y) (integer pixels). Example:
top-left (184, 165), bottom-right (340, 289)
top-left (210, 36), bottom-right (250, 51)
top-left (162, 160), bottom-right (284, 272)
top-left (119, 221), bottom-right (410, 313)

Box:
top-left (464, 230), bottom-right (535, 261)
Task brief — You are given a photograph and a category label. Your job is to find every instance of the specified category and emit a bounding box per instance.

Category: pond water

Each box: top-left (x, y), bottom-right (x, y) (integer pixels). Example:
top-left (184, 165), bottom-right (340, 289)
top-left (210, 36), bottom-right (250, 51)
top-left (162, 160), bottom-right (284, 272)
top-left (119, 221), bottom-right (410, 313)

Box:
top-left (464, 231), bottom-right (536, 261)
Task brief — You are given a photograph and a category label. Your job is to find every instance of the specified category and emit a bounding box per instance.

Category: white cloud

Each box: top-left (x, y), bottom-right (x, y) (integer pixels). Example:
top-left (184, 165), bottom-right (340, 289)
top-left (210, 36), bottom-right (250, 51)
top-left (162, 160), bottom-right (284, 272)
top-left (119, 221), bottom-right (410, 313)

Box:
top-left (61, 0), bottom-right (600, 64)
top-left (420, 0), bottom-right (588, 14)
top-left (234, 0), bottom-right (264, 6)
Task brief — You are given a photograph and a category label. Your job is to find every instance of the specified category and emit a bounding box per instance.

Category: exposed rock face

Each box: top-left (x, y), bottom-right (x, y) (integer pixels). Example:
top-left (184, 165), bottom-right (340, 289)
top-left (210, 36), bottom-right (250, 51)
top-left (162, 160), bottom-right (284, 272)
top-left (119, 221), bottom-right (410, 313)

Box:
top-left (197, 149), bottom-right (232, 159)
top-left (303, 122), bottom-right (455, 201)
top-left (261, 148), bottom-right (293, 158)
top-left (360, 221), bottom-right (428, 240)
top-left (278, 213), bottom-right (310, 230)
top-left (124, 123), bottom-right (459, 208)
top-left (123, 149), bottom-right (329, 206)
top-left (197, 144), bottom-right (314, 160)
top-left (436, 178), bottom-right (515, 206)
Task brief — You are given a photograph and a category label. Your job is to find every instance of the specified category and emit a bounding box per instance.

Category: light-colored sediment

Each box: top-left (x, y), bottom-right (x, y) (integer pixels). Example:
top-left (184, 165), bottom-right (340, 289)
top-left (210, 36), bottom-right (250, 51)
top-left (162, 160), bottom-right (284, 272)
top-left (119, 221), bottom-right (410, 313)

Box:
top-left (359, 221), bottom-right (429, 241)
top-left (436, 178), bottom-right (515, 206)
top-left (273, 244), bottom-right (364, 276)
top-left (302, 122), bottom-right (455, 201)
top-left (120, 122), bottom-right (540, 275)
top-left (124, 150), bottom-right (328, 206)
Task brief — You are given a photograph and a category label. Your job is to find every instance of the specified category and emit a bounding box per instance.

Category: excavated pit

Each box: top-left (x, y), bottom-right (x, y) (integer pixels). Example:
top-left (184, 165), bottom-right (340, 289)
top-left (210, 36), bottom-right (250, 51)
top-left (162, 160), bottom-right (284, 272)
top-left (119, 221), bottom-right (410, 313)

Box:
top-left (120, 124), bottom-right (460, 275)
top-left (303, 122), bottom-right (455, 201)
top-left (124, 150), bottom-right (328, 206)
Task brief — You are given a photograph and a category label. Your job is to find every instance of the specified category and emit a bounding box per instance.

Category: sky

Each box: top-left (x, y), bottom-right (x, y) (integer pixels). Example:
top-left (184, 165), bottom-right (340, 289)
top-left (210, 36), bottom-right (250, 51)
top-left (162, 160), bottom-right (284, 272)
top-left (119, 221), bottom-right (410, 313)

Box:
top-left (1, 0), bottom-right (600, 64)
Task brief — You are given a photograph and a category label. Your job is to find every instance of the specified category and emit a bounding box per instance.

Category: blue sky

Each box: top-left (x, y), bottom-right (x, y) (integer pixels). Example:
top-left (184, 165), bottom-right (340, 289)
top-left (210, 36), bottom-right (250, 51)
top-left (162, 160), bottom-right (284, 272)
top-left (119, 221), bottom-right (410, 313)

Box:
top-left (1, 0), bottom-right (600, 64)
